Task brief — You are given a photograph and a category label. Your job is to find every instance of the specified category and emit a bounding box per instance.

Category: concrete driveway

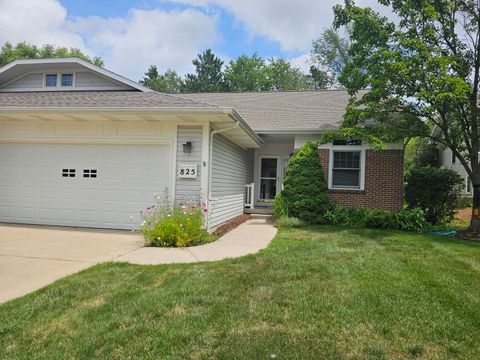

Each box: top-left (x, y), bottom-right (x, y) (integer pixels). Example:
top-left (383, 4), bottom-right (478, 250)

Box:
top-left (0, 224), bottom-right (143, 304)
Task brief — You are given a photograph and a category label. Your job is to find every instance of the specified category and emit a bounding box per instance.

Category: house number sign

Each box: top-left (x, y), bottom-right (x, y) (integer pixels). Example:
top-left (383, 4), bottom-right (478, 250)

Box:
top-left (179, 164), bottom-right (198, 178)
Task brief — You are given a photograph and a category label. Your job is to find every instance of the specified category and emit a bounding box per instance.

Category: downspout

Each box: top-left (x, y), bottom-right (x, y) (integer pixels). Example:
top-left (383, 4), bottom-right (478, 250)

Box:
top-left (207, 119), bottom-right (240, 215)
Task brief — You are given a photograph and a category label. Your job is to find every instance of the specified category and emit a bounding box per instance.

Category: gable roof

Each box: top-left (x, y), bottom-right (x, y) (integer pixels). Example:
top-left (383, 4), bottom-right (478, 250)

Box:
top-left (0, 57), bottom-right (152, 92)
top-left (182, 90), bottom-right (362, 132)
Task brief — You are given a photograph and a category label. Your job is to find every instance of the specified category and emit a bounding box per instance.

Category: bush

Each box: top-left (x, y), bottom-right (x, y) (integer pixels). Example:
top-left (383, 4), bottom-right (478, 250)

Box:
top-left (322, 206), bottom-right (370, 227)
top-left (141, 198), bottom-right (211, 247)
top-left (453, 196), bottom-right (472, 210)
top-left (281, 141), bottom-right (332, 223)
top-left (321, 206), bottom-right (427, 233)
top-left (275, 216), bottom-right (305, 228)
top-left (364, 210), bottom-right (394, 229)
top-left (405, 166), bottom-right (463, 224)
top-left (393, 208), bottom-right (428, 232)
top-left (273, 192), bottom-right (289, 218)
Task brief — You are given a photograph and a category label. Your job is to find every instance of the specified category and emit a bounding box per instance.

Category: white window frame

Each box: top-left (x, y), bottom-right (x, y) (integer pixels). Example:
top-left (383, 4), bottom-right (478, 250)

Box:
top-left (43, 72), bottom-right (77, 88)
top-left (466, 176), bottom-right (472, 194)
top-left (61, 73), bottom-right (75, 87)
top-left (327, 146), bottom-right (366, 191)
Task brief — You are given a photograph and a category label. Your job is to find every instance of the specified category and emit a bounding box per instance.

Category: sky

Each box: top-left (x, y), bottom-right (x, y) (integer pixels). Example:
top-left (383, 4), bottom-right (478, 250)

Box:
top-left (0, 0), bottom-right (392, 81)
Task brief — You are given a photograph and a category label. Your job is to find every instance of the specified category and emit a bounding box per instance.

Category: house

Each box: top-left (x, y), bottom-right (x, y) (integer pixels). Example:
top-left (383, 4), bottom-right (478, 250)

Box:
top-left (0, 58), bottom-right (404, 230)
top-left (437, 146), bottom-right (472, 196)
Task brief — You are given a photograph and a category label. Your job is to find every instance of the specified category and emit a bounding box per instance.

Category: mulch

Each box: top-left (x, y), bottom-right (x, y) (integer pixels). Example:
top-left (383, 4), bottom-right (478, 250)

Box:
top-left (212, 214), bottom-right (251, 238)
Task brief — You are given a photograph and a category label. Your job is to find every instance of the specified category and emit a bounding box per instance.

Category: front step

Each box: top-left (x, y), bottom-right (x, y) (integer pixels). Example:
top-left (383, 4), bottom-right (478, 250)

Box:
top-left (244, 207), bottom-right (274, 215)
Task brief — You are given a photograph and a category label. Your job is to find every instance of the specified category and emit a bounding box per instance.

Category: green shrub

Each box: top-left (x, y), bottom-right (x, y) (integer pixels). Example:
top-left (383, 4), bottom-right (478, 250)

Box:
top-left (405, 166), bottom-right (463, 224)
top-left (392, 208), bottom-right (428, 232)
top-left (322, 206), bottom-right (370, 227)
top-left (141, 198), bottom-right (211, 247)
top-left (275, 216), bottom-right (305, 228)
top-left (365, 210), bottom-right (395, 229)
top-left (453, 196), bottom-right (472, 210)
top-left (321, 205), bottom-right (427, 233)
top-left (281, 141), bottom-right (332, 223)
top-left (273, 192), bottom-right (289, 218)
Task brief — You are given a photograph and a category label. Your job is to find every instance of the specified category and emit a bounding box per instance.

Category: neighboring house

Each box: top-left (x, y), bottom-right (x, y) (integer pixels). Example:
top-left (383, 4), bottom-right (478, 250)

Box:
top-left (0, 58), bottom-right (404, 230)
top-left (438, 146), bottom-right (472, 196)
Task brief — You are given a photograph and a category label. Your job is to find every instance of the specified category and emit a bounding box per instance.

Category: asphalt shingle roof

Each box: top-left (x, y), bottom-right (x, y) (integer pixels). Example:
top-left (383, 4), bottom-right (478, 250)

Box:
top-left (0, 91), bottom-right (218, 109)
top-left (182, 90), bottom-right (360, 131)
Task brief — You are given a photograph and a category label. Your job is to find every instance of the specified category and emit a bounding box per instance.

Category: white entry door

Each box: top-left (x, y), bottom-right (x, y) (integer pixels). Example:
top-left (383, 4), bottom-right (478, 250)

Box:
top-left (0, 143), bottom-right (171, 229)
top-left (259, 156), bottom-right (280, 201)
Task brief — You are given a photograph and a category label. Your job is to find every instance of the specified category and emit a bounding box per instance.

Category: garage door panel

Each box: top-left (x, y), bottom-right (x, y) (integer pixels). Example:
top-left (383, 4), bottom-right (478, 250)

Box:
top-left (0, 143), bottom-right (172, 229)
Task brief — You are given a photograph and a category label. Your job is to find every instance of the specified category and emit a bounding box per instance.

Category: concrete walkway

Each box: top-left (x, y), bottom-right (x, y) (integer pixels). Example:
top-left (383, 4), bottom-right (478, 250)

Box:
top-left (116, 215), bottom-right (277, 265)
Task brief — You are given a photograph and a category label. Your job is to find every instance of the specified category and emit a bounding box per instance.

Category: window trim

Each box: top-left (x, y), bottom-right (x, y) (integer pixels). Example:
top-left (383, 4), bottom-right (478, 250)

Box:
top-left (328, 147), bottom-right (366, 191)
top-left (45, 73), bottom-right (58, 87)
top-left (61, 73), bottom-right (74, 87)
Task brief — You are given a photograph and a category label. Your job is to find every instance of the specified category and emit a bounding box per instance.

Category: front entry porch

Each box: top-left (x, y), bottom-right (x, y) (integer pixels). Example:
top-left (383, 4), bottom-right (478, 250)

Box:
top-left (244, 133), bottom-right (296, 211)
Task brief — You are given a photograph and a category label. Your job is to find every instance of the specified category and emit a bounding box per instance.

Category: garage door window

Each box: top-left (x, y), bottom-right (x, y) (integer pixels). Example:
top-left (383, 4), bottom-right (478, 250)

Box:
top-left (83, 169), bottom-right (97, 178)
top-left (62, 169), bottom-right (76, 177)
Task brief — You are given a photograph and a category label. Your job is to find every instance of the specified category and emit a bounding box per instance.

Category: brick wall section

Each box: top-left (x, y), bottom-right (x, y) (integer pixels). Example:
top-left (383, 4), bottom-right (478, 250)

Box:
top-left (319, 149), bottom-right (404, 211)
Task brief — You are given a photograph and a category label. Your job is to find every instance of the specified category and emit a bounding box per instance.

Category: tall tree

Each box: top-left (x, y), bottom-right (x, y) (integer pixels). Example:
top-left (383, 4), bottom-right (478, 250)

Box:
top-left (139, 65), bottom-right (183, 93)
top-left (183, 49), bottom-right (226, 92)
top-left (333, 0), bottom-right (480, 232)
top-left (265, 58), bottom-right (310, 91)
top-left (309, 27), bottom-right (351, 88)
top-left (224, 53), bottom-right (267, 91)
top-left (0, 42), bottom-right (103, 67)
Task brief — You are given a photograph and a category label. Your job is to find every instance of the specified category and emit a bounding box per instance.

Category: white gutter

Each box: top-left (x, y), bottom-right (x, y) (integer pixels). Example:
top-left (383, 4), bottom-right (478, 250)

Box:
top-left (207, 119), bottom-right (240, 203)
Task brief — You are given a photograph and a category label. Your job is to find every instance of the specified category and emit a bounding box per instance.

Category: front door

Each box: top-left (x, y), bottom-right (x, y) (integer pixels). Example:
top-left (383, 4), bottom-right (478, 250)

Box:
top-left (259, 157), bottom-right (280, 201)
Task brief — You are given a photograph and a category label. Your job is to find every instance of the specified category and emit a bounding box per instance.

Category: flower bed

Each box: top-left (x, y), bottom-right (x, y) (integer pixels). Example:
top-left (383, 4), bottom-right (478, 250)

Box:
top-left (141, 198), bottom-right (212, 247)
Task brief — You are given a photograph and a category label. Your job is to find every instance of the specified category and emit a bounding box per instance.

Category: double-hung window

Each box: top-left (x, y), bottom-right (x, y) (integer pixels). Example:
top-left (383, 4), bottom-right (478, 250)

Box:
top-left (331, 151), bottom-right (362, 189)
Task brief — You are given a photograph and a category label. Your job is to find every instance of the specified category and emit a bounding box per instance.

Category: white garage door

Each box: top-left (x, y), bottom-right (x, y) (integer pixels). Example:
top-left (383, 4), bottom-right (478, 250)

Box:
top-left (0, 143), bottom-right (171, 229)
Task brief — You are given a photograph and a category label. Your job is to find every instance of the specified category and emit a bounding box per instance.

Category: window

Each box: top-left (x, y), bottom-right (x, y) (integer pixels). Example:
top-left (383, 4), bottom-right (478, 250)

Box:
top-left (333, 139), bottom-right (362, 146)
top-left (62, 169), bottom-right (76, 178)
top-left (61, 73), bottom-right (73, 86)
top-left (466, 177), bottom-right (472, 194)
top-left (45, 74), bottom-right (57, 87)
top-left (331, 151), bottom-right (362, 189)
top-left (452, 151), bottom-right (456, 164)
top-left (83, 169), bottom-right (97, 178)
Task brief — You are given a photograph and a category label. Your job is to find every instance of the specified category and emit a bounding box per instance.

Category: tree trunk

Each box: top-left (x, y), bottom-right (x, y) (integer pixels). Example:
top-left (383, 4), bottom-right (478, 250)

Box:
top-left (468, 185), bottom-right (480, 233)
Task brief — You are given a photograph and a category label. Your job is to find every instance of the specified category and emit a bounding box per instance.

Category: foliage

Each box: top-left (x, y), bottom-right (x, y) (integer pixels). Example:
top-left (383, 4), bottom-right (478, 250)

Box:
top-left (275, 216), bottom-right (305, 228)
top-left (224, 53), bottom-right (267, 91)
top-left (273, 191), bottom-right (289, 218)
top-left (404, 137), bottom-right (439, 172)
top-left (141, 197), bottom-right (211, 247)
top-left (183, 49), bottom-right (227, 93)
top-left (333, 0), bottom-right (480, 232)
top-left (309, 27), bottom-right (351, 88)
top-left (264, 58), bottom-right (310, 91)
top-left (0, 41), bottom-right (103, 67)
top-left (139, 65), bottom-right (183, 93)
top-left (321, 206), bottom-right (427, 232)
top-left (405, 166), bottom-right (463, 224)
top-left (281, 141), bottom-right (332, 223)
top-left (322, 206), bottom-right (370, 226)
top-left (454, 196), bottom-right (472, 210)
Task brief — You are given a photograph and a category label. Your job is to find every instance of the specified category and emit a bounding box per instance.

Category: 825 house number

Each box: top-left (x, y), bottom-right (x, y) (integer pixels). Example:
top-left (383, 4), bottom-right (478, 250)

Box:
top-left (179, 164), bottom-right (198, 178)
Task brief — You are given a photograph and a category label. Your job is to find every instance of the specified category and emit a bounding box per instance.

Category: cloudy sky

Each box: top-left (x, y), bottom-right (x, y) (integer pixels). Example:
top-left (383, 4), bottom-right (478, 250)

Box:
top-left (0, 0), bottom-right (391, 81)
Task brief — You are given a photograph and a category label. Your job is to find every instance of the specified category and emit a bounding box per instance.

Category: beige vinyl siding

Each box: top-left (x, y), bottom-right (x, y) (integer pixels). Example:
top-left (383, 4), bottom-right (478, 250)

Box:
top-left (3, 73), bottom-right (43, 90)
top-left (209, 134), bottom-right (254, 228)
top-left (175, 126), bottom-right (203, 203)
top-left (75, 72), bottom-right (130, 89)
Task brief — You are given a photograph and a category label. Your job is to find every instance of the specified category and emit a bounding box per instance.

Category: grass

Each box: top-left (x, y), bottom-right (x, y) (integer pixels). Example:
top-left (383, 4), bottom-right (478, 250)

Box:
top-left (1, 226), bottom-right (480, 359)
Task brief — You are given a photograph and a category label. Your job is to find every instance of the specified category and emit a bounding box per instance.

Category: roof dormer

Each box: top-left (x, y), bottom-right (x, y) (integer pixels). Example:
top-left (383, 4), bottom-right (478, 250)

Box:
top-left (0, 58), bottom-right (152, 92)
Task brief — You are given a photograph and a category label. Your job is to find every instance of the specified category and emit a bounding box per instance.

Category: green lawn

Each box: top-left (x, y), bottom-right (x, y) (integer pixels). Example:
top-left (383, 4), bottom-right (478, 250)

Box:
top-left (1, 227), bottom-right (480, 359)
